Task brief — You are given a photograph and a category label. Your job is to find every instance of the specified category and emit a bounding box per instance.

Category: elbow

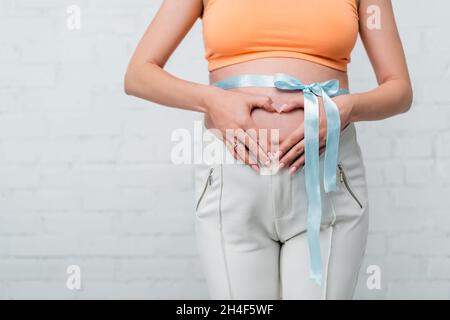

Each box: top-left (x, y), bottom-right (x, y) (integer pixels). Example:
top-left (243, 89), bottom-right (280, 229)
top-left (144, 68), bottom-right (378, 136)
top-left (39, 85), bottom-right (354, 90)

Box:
top-left (124, 60), bottom-right (160, 97)
top-left (123, 67), bottom-right (137, 96)
top-left (388, 77), bottom-right (413, 114)
top-left (124, 62), bottom-right (146, 97)
top-left (400, 81), bottom-right (413, 114)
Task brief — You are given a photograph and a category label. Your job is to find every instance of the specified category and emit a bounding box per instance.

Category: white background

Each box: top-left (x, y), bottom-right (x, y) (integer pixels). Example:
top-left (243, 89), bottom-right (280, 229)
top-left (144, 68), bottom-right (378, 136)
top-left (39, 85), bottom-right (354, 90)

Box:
top-left (0, 0), bottom-right (449, 299)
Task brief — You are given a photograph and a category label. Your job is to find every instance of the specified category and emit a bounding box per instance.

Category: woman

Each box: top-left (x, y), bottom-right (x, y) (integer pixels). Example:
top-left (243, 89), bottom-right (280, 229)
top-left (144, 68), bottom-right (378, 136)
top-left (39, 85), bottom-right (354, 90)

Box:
top-left (124, 0), bottom-right (412, 299)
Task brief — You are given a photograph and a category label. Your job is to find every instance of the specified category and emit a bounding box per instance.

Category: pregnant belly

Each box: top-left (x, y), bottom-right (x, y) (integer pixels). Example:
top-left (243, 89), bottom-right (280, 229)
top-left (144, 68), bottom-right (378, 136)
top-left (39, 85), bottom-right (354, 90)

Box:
top-left (251, 101), bottom-right (304, 143)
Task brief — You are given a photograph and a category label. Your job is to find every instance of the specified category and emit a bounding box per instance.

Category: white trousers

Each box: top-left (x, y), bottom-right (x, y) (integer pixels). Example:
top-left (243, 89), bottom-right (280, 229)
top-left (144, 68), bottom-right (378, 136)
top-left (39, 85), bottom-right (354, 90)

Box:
top-left (193, 120), bottom-right (369, 299)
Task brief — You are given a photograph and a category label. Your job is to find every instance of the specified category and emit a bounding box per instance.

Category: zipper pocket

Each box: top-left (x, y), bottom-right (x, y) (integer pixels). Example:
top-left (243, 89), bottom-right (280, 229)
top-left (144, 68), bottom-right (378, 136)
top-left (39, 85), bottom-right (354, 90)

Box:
top-left (195, 167), bottom-right (214, 211)
top-left (337, 162), bottom-right (363, 209)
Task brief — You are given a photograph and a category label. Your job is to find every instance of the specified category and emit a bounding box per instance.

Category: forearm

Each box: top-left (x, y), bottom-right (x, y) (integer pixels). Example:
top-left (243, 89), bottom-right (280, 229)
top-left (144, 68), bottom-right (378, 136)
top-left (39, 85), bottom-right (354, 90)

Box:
top-left (349, 78), bottom-right (413, 122)
top-left (124, 61), bottom-right (222, 113)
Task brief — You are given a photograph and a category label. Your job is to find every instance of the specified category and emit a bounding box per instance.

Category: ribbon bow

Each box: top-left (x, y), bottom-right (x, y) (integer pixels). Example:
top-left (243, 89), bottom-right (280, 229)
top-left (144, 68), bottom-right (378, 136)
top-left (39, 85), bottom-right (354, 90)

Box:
top-left (273, 73), bottom-right (340, 96)
top-left (212, 73), bottom-right (348, 285)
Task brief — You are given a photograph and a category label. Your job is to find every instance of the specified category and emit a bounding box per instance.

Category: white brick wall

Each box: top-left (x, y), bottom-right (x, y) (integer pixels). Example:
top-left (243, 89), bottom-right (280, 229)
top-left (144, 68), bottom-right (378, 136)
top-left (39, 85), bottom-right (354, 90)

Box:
top-left (0, 0), bottom-right (448, 299)
top-left (351, 0), bottom-right (450, 299)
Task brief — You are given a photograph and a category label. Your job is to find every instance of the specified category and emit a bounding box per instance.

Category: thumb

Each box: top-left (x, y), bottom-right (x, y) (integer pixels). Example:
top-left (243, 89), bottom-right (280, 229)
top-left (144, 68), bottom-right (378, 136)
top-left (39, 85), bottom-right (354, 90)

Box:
top-left (248, 95), bottom-right (276, 112)
top-left (279, 96), bottom-right (305, 112)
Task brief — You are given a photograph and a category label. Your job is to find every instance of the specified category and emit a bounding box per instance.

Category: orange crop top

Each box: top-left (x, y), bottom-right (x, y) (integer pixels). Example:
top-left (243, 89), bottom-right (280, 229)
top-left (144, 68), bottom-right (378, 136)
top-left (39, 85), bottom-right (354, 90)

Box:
top-left (202, 0), bottom-right (359, 72)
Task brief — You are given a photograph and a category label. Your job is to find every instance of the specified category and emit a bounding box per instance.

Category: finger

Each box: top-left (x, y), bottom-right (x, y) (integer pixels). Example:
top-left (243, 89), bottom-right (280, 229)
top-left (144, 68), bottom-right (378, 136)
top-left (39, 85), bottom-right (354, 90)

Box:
top-left (274, 124), bottom-right (305, 161)
top-left (233, 144), bottom-right (259, 173)
top-left (279, 139), bottom-right (305, 169)
top-left (279, 94), bottom-right (305, 112)
top-left (224, 139), bottom-right (241, 162)
top-left (223, 127), bottom-right (261, 171)
top-left (224, 135), bottom-right (245, 162)
top-left (227, 132), bottom-right (260, 167)
top-left (288, 154), bottom-right (305, 175)
top-left (235, 127), bottom-right (270, 167)
top-left (319, 132), bottom-right (327, 149)
top-left (289, 145), bottom-right (326, 175)
top-left (245, 122), bottom-right (272, 167)
top-left (236, 141), bottom-right (260, 171)
top-left (225, 136), bottom-right (259, 172)
top-left (319, 145), bottom-right (326, 156)
top-left (240, 132), bottom-right (264, 166)
top-left (249, 95), bottom-right (276, 112)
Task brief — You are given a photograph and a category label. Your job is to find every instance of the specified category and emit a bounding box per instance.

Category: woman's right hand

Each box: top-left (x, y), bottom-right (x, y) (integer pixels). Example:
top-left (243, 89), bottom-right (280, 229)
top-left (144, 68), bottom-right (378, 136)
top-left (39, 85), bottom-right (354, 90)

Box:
top-left (204, 88), bottom-right (277, 171)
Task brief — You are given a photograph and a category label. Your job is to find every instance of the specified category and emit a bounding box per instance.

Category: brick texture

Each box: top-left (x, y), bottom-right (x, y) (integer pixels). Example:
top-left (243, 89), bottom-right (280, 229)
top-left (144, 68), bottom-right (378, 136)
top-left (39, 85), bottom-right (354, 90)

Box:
top-left (0, 0), bottom-right (448, 299)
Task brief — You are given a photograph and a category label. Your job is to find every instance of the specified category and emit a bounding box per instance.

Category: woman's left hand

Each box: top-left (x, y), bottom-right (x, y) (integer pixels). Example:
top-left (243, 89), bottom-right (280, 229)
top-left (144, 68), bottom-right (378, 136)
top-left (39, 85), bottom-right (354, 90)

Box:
top-left (273, 94), bottom-right (355, 174)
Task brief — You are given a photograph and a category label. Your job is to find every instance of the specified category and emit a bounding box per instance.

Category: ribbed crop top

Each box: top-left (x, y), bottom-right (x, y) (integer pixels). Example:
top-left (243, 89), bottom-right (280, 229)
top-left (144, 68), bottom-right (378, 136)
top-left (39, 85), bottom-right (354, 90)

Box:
top-left (202, 0), bottom-right (359, 72)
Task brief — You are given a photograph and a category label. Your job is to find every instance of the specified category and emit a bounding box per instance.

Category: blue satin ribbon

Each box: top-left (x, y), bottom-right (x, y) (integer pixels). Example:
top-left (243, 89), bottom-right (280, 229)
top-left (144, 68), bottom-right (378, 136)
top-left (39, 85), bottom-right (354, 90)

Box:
top-left (212, 73), bottom-right (349, 285)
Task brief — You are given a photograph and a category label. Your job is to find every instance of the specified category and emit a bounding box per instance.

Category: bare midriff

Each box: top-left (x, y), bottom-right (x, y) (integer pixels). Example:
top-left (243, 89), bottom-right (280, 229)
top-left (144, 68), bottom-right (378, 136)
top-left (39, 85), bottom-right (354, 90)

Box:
top-left (205, 57), bottom-right (349, 148)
